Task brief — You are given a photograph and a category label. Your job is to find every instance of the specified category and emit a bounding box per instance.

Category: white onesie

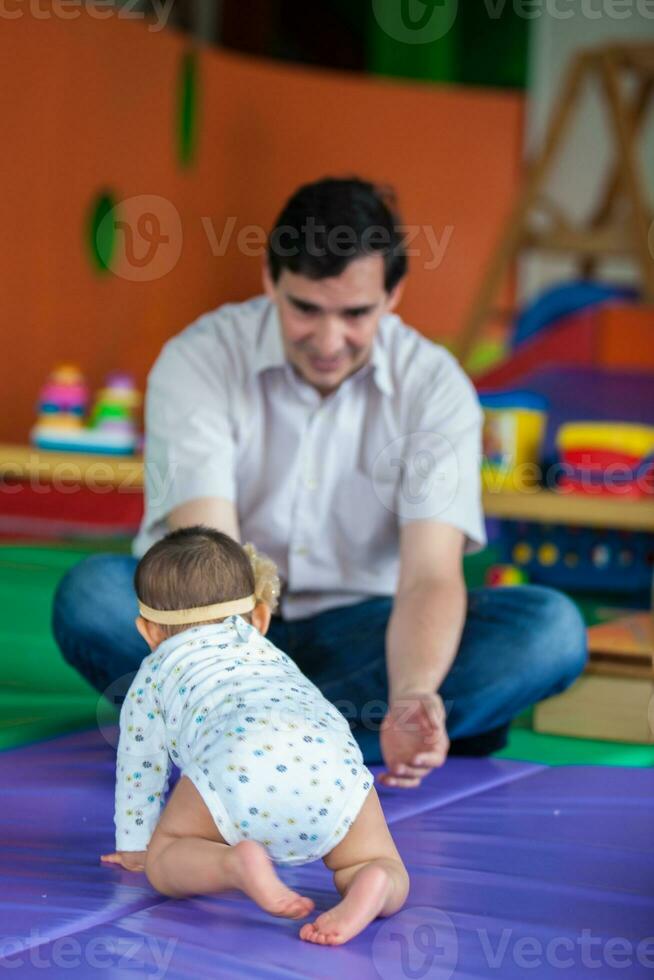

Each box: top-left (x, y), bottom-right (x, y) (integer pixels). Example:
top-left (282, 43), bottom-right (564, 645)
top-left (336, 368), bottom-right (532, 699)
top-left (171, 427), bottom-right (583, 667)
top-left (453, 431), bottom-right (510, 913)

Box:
top-left (114, 614), bottom-right (374, 865)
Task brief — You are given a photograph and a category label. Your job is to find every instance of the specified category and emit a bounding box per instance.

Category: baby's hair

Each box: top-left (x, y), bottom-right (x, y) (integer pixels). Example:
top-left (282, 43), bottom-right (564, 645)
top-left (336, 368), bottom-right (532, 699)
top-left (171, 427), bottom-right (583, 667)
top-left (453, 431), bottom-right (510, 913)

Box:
top-left (241, 542), bottom-right (280, 612)
top-left (135, 525), bottom-right (280, 636)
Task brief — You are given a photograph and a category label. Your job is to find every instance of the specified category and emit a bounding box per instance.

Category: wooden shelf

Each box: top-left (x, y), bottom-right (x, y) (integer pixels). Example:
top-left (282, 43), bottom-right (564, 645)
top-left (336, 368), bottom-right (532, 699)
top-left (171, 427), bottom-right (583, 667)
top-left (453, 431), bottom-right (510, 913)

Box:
top-left (2, 445), bottom-right (653, 531)
top-left (483, 487), bottom-right (654, 532)
top-left (0, 444), bottom-right (144, 488)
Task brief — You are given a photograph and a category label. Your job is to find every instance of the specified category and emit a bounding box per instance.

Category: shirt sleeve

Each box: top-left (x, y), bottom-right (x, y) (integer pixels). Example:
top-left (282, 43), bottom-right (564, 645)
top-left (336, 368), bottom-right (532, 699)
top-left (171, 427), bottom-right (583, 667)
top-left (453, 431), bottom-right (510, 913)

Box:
top-left (142, 330), bottom-right (238, 534)
top-left (396, 351), bottom-right (486, 553)
top-left (114, 668), bottom-right (172, 851)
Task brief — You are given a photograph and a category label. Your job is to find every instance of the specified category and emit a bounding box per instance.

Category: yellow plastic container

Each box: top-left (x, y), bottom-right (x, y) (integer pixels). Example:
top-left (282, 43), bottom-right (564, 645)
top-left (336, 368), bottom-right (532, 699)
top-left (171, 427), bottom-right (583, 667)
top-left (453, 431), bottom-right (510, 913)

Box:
top-left (481, 398), bottom-right (548, 493)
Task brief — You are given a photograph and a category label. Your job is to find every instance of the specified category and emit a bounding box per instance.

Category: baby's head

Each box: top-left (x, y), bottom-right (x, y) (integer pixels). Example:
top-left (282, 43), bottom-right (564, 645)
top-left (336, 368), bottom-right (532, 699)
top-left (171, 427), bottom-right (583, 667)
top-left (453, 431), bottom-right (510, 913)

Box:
top-left (134, 525), bottom-right (280, 650)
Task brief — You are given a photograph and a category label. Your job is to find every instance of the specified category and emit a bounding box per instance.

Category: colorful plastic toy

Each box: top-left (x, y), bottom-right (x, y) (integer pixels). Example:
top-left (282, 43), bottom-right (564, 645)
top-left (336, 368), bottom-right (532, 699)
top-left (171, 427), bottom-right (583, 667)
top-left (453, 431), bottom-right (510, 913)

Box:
top-left (484, 564), bottom-right (528, 587)
top-left (475, 299), bottom-right (654, 392)
top-left (86, 372), bottom-right (141, 452)
top-left (496, 520), bottom-right (654, 594)
top-left (479, 390), bottom-right (548, 492)
top-left (557, 421), bottom-right (654, 499)
top-left (511, 281), bottom-right (638, 350)
top-left (32, 364), bottom-right (89, 439)
top-left (31, 369), bottom-right (141, 455)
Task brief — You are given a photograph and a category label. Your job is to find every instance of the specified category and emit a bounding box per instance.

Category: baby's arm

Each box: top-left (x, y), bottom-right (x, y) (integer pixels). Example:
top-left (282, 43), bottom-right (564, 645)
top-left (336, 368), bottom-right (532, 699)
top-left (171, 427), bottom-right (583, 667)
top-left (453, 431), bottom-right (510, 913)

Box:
top-left (103, 665), bottom-right (172, 869)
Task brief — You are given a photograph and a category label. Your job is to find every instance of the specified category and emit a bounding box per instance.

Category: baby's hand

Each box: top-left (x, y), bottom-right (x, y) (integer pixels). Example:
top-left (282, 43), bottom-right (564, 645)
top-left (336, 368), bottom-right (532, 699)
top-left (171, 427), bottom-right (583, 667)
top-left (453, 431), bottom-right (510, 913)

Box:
top-left (101, 850), bottom-right (147, 872)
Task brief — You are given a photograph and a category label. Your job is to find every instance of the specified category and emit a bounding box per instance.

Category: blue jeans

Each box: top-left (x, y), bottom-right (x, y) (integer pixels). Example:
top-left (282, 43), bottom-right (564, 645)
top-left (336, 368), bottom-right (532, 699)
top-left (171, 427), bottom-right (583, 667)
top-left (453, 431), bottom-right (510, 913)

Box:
top-left (52, 555), bottom-right (587, 764)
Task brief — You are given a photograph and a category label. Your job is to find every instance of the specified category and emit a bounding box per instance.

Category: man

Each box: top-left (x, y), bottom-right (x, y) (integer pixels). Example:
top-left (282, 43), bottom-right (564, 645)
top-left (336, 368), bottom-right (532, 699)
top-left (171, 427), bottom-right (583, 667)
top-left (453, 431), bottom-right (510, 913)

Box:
top-left (53, 177), bottom-right (587, 789)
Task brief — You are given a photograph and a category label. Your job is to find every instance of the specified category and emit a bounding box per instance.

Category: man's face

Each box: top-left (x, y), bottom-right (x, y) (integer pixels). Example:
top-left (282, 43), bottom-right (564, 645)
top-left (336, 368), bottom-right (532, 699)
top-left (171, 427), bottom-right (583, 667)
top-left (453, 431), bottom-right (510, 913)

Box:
top-left (263, 254), bottom-right (404, 396)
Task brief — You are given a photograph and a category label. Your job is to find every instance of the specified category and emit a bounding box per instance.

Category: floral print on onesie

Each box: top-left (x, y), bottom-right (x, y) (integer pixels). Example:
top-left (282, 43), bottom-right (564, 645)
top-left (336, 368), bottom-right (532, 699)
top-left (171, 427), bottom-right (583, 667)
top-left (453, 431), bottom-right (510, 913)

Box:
top-left (114, 615), bottom-right (373, 865)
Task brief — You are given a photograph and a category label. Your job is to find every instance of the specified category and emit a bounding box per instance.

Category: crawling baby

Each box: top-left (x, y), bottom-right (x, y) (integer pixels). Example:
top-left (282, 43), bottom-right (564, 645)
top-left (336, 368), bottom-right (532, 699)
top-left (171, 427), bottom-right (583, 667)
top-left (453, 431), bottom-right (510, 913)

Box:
top-left (101, 525), bottom-right (409, 945)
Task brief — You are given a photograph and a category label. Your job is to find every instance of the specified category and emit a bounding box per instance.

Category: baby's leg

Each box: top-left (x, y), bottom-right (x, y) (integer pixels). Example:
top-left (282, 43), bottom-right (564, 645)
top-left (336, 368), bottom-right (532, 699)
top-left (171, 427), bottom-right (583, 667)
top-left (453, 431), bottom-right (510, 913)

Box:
top-left (145, 776), bottom-right (314, 919)
top-left (300, 786), bottom-right (409, 945)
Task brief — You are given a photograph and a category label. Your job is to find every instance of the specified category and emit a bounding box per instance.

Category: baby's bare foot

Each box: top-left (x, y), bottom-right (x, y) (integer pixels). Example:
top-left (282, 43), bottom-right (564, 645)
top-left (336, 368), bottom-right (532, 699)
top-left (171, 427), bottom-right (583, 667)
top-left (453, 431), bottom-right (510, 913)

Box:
top-left (299, 864), bottom-right (393, 945)
top-left (226, 840), bottom-right (314, 920)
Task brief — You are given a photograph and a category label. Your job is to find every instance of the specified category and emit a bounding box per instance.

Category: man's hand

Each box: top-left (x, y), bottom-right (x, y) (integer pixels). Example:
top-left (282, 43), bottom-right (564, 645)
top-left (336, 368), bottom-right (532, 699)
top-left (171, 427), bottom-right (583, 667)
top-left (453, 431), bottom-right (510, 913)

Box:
top-left (100, 850), bottom-right (147, 872)
top-left (378, 692), bottom-right (449, 789)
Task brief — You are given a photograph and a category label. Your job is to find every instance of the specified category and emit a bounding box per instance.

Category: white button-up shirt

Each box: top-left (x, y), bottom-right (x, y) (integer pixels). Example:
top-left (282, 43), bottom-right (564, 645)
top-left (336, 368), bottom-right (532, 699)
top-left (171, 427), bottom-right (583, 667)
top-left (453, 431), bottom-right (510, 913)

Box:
top-left (135, 296), bottom-right (486, 620)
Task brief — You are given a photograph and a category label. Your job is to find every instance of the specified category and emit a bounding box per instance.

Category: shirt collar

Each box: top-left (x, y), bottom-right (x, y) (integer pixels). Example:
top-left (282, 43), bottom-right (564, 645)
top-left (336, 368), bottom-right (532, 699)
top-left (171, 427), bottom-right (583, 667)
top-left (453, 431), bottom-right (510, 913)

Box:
top-left (368, 330), bottom-right (394, 397)
top-left (253, 303), bottom-right (287, 375)
top-left (253, 301), bottom-right (394, 398)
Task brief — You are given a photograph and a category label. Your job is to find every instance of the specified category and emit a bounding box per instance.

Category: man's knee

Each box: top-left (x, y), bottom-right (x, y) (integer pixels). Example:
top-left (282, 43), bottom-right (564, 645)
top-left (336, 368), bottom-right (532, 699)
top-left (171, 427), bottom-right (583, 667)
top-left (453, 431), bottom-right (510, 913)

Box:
top-left (525, 585), bottom-right (588, 689)
top-left (52, 553), bottom-right (140, 670)
top-left (53, 555), bottom-right (108, 661)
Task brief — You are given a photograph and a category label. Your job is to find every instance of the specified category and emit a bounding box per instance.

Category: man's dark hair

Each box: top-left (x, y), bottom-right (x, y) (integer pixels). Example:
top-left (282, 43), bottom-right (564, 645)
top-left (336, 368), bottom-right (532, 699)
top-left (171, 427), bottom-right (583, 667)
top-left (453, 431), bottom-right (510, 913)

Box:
top-left (267, 177), bottom-right (407, 292)
top-left (135, 526), bottom-right (255, 635)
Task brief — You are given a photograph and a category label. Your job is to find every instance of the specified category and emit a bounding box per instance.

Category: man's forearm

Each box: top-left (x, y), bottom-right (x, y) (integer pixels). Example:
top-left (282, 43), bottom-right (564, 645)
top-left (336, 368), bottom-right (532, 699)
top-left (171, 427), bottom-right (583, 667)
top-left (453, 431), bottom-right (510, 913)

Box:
top-left (386, 576), bottom-right (467, 702)
top-left (167, 497), bottom-right (240, 541)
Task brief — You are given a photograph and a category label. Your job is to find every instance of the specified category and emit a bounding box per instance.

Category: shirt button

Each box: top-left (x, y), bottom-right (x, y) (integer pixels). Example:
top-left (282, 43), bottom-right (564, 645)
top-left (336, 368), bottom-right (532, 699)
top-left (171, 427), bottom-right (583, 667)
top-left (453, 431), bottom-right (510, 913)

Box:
top-left (304, 476), bottom-right (318, 490)
top-left (294, 546), bottom-right (308, 556)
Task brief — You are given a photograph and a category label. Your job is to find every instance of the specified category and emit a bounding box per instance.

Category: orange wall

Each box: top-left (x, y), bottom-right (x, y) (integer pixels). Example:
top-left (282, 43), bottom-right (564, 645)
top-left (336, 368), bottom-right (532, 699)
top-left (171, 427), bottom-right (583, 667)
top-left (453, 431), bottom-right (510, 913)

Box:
top-left (1, 11), bottom-right (523, 442)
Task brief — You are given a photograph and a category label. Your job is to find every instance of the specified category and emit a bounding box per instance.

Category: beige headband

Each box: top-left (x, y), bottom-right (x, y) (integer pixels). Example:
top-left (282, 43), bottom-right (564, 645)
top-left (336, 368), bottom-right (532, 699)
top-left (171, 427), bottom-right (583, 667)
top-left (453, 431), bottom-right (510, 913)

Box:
top-left (138, 593), bottom-right (256, 626)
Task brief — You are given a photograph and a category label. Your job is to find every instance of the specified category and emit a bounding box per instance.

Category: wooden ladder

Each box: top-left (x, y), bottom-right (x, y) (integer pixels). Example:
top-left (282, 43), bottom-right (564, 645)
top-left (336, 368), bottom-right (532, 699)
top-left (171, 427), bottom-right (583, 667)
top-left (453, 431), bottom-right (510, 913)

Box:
top-left (458, 42), bottom-right (654, 365)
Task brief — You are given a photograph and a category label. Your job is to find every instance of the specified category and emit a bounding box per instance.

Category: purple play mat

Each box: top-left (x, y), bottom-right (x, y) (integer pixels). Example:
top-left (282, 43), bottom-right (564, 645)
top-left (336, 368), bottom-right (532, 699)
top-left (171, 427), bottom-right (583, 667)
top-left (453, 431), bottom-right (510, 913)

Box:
top-left (1, 728), bottom-right (653, 978)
